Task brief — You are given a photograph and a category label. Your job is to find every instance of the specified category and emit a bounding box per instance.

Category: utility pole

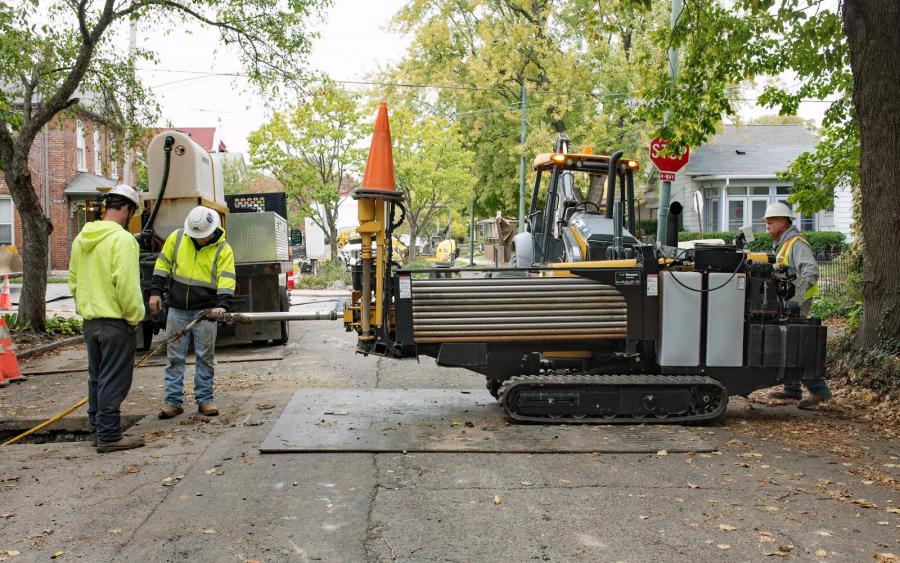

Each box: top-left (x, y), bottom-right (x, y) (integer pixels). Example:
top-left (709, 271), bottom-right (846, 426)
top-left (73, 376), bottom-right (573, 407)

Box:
top-left (518, 84), bottom-right (527, 227)
top-left (469, 193), bottom-right (475, 266)
top-left (656, 0), bottom-right (683, 244)
top-left (123, 19), bottom-right (137, 185)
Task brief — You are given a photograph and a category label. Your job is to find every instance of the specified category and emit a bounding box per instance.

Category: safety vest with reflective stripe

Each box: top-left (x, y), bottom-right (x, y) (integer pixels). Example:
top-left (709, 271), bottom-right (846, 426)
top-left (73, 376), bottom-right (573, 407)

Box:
top-left (152, 228), bottom-right (236, 311)
top-left (775, 235), bottom-right (819, 300)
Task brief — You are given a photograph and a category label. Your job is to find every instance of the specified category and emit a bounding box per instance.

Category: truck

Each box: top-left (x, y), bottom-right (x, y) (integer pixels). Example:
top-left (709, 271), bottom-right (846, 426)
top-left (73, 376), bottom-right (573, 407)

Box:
top-left (134, 130), bottom-right (291, 349)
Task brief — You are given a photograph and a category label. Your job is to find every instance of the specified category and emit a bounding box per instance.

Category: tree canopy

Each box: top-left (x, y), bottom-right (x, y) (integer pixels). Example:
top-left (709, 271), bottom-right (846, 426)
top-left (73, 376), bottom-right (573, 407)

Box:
top-left (0, 0), bottom-right (328, 330)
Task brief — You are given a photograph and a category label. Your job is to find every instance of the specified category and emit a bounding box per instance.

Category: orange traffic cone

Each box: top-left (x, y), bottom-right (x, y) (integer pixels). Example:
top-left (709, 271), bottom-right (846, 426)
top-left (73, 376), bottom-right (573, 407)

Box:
top-left (0, 317), bottom-right (24, 383)
top-left (360, 102), bottom-right (397, 193)
top-left (0, 275), bottom-right (11, 310)
top-left (287, 271), bottom-right (294, 290)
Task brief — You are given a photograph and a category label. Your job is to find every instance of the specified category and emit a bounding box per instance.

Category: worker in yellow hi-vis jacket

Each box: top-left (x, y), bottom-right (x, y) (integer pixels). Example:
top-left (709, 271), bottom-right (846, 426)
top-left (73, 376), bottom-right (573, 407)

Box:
top-left (148, 206), bottom-right (236, 419)
top-left (763, 202), bottom-right (831, 409)
top-left (69, 185), bottom-right (146, 453)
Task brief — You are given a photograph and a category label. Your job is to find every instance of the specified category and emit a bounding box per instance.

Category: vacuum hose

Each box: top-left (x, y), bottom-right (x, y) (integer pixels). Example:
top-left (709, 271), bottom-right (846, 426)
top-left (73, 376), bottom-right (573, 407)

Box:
top-left (139, 135), bottom-right (175, 248)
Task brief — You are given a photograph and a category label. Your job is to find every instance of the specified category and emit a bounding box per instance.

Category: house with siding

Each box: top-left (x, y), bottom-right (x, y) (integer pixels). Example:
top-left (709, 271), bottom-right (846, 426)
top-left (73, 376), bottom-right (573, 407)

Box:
top-left (643, 125), bottom-right (853, 239)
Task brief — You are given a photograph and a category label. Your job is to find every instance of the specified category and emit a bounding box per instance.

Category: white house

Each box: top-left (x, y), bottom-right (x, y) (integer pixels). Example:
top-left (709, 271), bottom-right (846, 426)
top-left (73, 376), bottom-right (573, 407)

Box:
top-left (645, 125), bottom-right (853, 238)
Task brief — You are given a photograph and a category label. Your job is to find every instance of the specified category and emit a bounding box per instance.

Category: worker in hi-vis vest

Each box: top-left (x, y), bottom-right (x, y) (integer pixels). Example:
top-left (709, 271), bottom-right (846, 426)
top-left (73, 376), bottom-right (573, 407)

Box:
top-left (148, 206), bottom-right (236, 420)
top-left (763, 202), bottom-right (831, 408)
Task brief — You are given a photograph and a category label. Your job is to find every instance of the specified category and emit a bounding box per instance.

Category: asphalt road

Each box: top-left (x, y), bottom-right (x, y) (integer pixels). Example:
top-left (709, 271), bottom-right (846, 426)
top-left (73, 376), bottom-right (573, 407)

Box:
top-left (0, 295), bottom-right (898, 562)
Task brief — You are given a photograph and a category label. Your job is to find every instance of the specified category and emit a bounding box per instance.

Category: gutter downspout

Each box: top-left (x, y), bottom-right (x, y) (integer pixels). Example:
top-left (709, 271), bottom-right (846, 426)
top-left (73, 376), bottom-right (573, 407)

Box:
top-left (42, 121), bottom-right (51, 272)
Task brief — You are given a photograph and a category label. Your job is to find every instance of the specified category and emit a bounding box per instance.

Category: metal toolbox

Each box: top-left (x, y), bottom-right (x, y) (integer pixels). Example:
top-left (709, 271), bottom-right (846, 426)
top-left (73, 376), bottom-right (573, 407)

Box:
top-left (226, 211), bottom-right (289, 263)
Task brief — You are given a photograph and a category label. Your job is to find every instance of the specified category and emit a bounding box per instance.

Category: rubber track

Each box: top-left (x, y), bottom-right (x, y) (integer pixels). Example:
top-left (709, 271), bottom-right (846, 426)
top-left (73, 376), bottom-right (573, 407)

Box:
top-left (498, 373), bottom-right (728, 424)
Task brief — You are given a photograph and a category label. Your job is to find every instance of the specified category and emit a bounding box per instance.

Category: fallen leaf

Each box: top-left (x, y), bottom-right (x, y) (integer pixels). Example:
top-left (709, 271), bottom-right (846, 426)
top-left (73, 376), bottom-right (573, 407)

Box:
top-left (719, 524), bottom-right (737, 532)
top-left (862, 480), bottom-right (875, 485)
top-left (520, 481), bottom-right (534, 486)
top-left (887, 508), bottom-right (900, 514)
top-left (815, 549), bottom-right (828, 557)
top-left (688, 483), bottom-right (700, 489)
top-left (758, 532), bottom-right (775, 543)
top-left (816, 531), bottom-right (833, 537)
top-left (51, 550), bottom-right (64, 559)
top-left (125, 466), bottom-right (141, 474)
top-left (0, 550), bottom-right (21, 561)
top-left (852, 498), bottom-right (878, 508)
top-left (493, 496), bottom-right (502, 505)
top-left (763, 506), bottom-right (780, 513)
top-left (878, 521), bottom-right (889, 526)
top-left (718, 544), bottom-right (731, 550)
top-left (739, 452), bottom-right (764, 458)
top-left (204, 469), bottom-right (216, 475)
top-left (108, 529), bottom-right (121, 535)
top-left (874, 554), bottom-right (897, 562)
top-left (657, 450), bottom-right (668, 456)
top-left (762, 546), bottom-right (792, 557)
top-left (639, 515), bottom-right (649, 520)
top-left (202, 528), bottom-right (216, 535)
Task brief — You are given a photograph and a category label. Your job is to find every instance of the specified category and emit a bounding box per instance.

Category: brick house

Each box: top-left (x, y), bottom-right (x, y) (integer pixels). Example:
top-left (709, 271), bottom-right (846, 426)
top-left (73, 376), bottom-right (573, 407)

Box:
top-left (0, 108), bottom-right (129, 270)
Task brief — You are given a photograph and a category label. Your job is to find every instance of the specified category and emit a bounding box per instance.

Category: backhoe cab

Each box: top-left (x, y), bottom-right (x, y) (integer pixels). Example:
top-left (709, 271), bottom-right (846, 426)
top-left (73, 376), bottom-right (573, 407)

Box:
top-left (514, 134), bottom-right (641, 267)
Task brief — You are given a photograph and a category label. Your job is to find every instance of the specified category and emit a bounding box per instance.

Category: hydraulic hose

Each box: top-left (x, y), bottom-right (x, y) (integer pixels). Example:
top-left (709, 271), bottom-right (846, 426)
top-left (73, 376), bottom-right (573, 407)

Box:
top-left (605, 151), bottom-right (624, 219)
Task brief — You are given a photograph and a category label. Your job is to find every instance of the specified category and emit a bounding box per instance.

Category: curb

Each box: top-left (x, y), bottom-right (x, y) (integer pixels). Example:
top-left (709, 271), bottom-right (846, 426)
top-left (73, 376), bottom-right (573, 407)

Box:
top-left (17, 335), bottom-right (83, 361)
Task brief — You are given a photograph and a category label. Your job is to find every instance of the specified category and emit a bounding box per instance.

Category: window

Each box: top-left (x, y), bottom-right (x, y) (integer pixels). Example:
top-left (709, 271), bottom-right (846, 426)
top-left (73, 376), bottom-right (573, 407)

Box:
top-left (109, 139), bottom-right (118, 180)
top-left (76, 121), bottom-right (86, 171)
top-left (727, 186), bottom-right (748, 196)
top-left (751, 199), bottom-right (769, 232)
top-left (0, 199), bottom-right (13, 245)
top-left (703, 188), bottom-right (720, 231)
top-left (93, 129), bottom-right (101, 174)
top-left (728, 199), bottom-right (745, 231)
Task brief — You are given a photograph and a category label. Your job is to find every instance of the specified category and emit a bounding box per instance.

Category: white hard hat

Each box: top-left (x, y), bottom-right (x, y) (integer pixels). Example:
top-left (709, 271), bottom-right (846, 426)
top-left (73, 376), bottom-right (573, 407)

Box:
top-left (763, 202), bottom-right (794, 219)
top-left (184, 206), bottom-right (220, 239)
top-left (107, 184), bottom-right (141, 208)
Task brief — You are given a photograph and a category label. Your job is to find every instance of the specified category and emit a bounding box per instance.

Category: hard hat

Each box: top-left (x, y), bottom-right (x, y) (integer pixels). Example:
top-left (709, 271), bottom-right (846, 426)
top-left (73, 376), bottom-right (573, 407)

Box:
top-left (184, 206), bottom-right (220, 239)
top-left (107, 184), bottom-right (141, 208)
top-left (763, 202), bottom-right (794, 219)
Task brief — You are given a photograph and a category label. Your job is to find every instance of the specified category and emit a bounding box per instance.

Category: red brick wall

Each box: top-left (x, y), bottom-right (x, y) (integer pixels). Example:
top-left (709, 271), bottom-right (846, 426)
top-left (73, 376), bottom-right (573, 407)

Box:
top-left (0, 113), bottom-right (124, 270)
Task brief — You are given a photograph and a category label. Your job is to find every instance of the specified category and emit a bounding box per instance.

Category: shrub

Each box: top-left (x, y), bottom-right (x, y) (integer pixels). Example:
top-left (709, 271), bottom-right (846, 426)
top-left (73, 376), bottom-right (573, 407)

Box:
top-left (297, 260), bottom-right (351, 290)
top-left (633, 220), bottom-right (658, 237)
top-left (45, 315), bottom-right (83, 336)
top-left (677, 230), bottom-right (846, 254)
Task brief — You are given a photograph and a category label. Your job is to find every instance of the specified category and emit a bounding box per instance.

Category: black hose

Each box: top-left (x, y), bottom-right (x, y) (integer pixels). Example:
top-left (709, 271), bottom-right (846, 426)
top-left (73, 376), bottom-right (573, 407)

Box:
top-left (141, 135), bottom-right (175, 240)
top-left (605, 150), bottom-right (624, 219)
top-left (626, 170), bottom-right (636, 234)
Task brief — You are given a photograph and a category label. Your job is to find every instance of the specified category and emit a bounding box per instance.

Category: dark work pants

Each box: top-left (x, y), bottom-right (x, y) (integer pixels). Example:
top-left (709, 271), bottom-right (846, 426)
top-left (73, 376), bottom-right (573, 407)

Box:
top-left (84, 319), bottom-right (136, 443)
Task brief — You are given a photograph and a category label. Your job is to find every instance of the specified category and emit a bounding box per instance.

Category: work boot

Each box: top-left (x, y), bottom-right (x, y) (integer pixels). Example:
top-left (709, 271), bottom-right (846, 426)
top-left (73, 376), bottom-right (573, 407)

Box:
top-left (198, 403), bottom-right (219, 417)
top-left (767, 388), bottom-right (802, 401)
top-left (96, 435), bottom-right (145, 453)
top-left (798, 390), bottom-right (833, 410)
top-left (158, 404), bottom-right (184, 419)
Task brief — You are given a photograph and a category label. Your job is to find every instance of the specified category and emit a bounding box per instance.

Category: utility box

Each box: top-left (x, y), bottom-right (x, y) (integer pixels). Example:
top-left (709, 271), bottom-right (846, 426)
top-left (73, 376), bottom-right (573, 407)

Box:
top-left (658, 271), bottom-right (702, 367)
top-left (226, 212), bottom-right (289, 263)
top-left (706, 272), bottom-right (746, 367)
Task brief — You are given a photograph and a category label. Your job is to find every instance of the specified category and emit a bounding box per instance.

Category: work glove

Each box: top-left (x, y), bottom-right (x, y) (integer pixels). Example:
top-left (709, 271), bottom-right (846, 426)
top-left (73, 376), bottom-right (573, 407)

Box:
top-left (148, 295), bottom-right (162, 321)
top-left (206, 307), bottom-right (226, 320)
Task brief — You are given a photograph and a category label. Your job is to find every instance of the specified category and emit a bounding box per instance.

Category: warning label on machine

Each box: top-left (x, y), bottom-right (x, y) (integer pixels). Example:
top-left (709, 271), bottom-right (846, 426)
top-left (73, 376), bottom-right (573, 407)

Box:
top-left (646, 274), bottom-right (658, 296)
top-left (398, 275), bottom-right (412, 298)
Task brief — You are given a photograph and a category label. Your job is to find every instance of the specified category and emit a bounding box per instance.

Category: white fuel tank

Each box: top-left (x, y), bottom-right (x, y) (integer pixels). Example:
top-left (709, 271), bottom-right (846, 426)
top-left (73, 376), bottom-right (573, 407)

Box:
top-left (146, 130), bottom-right (225, 239)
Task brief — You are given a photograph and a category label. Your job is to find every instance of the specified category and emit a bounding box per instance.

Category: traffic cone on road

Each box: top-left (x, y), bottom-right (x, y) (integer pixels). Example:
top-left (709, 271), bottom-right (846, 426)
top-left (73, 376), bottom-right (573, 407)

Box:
top-left (0, 275), bottom-right (11, 310)
top-left (287, 271), bottom-right (295, 290)
top-left (0, 317), bottom-right (24, 384)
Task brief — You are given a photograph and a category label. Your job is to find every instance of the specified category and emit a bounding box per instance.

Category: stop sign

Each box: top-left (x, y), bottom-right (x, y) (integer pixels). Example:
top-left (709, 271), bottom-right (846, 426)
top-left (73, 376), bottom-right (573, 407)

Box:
top-left (649, 137), bottom-right (690, 173)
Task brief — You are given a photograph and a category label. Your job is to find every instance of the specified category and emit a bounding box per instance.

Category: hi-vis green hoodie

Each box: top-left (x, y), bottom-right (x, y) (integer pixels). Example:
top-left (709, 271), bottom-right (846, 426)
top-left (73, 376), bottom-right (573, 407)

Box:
top-left (68, 220), bottom-right (144, 326)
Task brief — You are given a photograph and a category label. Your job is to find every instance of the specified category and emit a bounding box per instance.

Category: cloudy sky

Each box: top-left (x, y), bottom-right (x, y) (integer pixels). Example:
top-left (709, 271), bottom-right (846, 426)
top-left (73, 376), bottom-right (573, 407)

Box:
top-left (137, 0), bottom-right (410, 158)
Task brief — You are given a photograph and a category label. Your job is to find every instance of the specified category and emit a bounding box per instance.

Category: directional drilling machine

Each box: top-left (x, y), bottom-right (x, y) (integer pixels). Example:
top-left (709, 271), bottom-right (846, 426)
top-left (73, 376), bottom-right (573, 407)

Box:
top-left (346, 112), bottom-right (827, 424)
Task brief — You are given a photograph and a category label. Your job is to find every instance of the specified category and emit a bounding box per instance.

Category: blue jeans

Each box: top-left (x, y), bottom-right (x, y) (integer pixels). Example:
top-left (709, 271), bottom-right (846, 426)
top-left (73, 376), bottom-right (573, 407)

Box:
top-left (163, 307), bottom-right (217, 406)
top-left (783, 378), bottom-right (831, 395)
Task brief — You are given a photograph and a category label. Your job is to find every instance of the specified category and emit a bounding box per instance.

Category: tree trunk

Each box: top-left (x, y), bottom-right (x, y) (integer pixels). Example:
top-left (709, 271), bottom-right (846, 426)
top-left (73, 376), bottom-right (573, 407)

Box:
top-left (3, 166), bottom-right (52, 332)
top-left (842, 0), bottom-right (900, 349)
top-left (408, 224), bottom-right (418, 263)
